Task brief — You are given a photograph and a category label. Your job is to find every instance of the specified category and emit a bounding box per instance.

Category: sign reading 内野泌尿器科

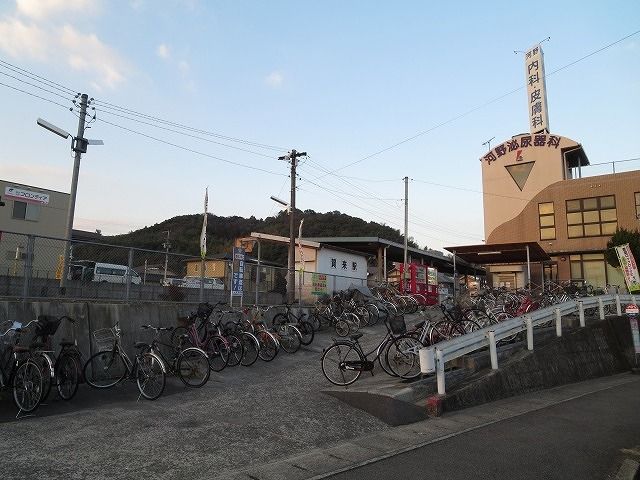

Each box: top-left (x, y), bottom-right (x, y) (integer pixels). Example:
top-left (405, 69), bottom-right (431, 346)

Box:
top-left (4, 186), bottom-right (50, 205)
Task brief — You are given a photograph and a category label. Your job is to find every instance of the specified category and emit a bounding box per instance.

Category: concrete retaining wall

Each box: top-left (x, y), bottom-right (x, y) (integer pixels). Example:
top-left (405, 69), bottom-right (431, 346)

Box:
top-left (442, 316), bottom-right (635, 412)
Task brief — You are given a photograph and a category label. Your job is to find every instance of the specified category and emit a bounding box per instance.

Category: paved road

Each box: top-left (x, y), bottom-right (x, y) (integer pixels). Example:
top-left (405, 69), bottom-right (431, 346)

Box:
top-left (329, 379), bottom-right (640, 480)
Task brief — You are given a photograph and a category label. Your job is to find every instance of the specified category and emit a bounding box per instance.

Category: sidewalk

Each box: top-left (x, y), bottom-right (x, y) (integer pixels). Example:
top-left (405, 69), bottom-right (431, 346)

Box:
top-left (217, 373), bottom-right (640, 480)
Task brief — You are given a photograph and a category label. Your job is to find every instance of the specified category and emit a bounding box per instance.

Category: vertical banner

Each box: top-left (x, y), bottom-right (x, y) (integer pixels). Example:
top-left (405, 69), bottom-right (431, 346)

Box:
top-left (525, 44), bottom-right (550, 134)
top-left (232, 247), bottom-right (245, 296)
top-left (615, 244), bottom-right (640, 293)
top-left (200, 188), bottom-right (208, 260)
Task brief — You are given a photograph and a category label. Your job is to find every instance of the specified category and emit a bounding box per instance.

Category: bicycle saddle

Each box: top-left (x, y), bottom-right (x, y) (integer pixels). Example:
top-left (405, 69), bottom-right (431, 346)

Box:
top-left (349, 333), bottom-right (364, 341)
top-left (134, 342), bottom-right (148, 349)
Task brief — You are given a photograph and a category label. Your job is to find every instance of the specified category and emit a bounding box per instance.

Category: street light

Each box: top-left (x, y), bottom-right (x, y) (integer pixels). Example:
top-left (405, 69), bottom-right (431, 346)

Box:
top-left (37, 93), bottom-right (103, 292)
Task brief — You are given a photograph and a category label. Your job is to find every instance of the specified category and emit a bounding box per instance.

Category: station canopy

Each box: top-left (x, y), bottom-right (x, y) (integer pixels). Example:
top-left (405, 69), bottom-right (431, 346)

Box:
top-left (444, 242), bottom-right (550, 265)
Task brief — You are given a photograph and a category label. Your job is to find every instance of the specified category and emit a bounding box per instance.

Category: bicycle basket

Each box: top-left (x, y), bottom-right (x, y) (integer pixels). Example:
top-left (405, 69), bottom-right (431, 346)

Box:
top-left (35, 315), bottom-right (61, 338)
top-left (93, 327), bottom-right (116, 352)
top-left (388, 314), bottom-right (407, 335)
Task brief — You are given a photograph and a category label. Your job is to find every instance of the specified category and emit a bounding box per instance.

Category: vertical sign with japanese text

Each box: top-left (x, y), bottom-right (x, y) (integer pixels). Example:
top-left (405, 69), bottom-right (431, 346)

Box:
top-left (232, 247), bottom-right (245, 296)
top-left (615, 244), bottom-right (640, 293)
top-left (311, 273), bottom-right (328, 295)
top-left (525, 44), bottom-right (550, 134)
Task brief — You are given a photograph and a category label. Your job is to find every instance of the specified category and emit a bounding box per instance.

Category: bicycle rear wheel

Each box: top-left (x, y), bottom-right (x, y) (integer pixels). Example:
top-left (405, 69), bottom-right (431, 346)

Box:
top-left (13, 360), bottom-right (43, 413)
top-left (386, 335), bottom-right (422, 379)
top-left (225, 334), bottom-right (244, 367)
top-left (177, 347), bottom-right (210, 387)
top-left (56, 353), bottom-right (80, 400)
top-left (33, 352), bottom-right (54, 402)
top-left (321, 342), bottom-right (364, 386)
top-left (83, 350), bottom-right (128, 388)
top-left (136, 352), bottom-right (165, 400)
top-left (297, 321), bottom-right (315, 346)
top-left (278, 326), bottom-right (301, 354)
top-left (257, 331), bottom-right (278, 362)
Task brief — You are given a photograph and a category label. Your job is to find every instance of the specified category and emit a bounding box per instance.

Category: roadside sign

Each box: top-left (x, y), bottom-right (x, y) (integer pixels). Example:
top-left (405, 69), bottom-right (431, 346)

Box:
top-left (231, 247), bottom-right (245, 296)
top-left (625, 304), bottom-right (639, 316)
top-left (626, 304), bottom-right (640, 355)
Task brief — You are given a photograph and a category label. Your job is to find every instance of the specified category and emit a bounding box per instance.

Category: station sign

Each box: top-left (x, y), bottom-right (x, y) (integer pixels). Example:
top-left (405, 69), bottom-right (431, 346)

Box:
top-left (4, 186), bottom-right (50, 205)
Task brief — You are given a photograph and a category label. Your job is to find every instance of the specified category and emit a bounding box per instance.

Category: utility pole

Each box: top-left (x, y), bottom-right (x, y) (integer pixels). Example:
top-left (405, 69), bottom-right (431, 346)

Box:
top-left (403, 176), bottom-right (409, 294)
top-left (59, 93), bottom-right (89, 291)
top-left (278, 149), bottom-right (307, 303)
top-left (163, 230), bottom-right (171, 284)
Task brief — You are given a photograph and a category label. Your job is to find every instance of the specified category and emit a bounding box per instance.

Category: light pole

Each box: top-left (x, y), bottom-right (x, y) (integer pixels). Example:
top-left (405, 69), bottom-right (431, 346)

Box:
top-left (162, 230), bottom-right (171, 284)
top-left (37, 96), bottom-right (103, 292)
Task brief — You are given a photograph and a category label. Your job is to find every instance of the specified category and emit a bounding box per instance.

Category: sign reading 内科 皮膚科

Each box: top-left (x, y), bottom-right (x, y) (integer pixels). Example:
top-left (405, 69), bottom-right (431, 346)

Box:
top-left (525, 44), bottom-right (550, 135)
top-left (5, 186), bottom-right (50, 205)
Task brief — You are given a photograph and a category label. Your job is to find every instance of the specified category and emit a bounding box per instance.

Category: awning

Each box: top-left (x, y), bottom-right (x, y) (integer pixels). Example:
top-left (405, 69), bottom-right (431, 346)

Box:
top-left (444, 242), bottom-right (550, 265)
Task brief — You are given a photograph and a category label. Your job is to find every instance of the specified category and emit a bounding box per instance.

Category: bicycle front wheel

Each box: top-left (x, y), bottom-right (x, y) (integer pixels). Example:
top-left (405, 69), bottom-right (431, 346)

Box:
top-left (13, 359), bottom-right (43, 413)
top-left (321, 342), bottom-right (364, 386)
top-left (177, 348), bottom-right (210, 387)
top-left (136, 352), bottom-right (166, 400)
top-left (386, 335), bottom-right (423, 379)
top-left (83, 350), bottom-right (128, 388)
top-left (297, 321), bottom-right (315, 346)
top-left (240, 332), bottom-right (259, 367)
top-left (56, 353), bottom-right (80, 400)
top-left (33, 352), bottom-right (54, 402)
top-left (205, 335), bottom-right (229, 372)
top-left (278, 327), bottom-right (301, 354)
top-left (225, 334), bottom-right (244, 367)
top-left (257, 331), bottom-right (278, 362)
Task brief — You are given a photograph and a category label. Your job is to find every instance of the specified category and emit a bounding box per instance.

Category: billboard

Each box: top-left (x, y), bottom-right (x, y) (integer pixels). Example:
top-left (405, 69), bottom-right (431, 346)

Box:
top-left (525, 44), bottom-right (550, 134)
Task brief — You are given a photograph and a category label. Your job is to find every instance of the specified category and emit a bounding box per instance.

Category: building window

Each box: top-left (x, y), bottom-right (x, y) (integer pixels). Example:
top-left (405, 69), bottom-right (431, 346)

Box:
top-left (538, 202), bottom-right (555, 240)
top-left (12, 201), bottom-right (40, 222)
top-left (566, 195), bottom-right (617, 238)
top-left (636, 192), bottom-right (640, 220)
top-left (569, 253), bottom-right (607, 288)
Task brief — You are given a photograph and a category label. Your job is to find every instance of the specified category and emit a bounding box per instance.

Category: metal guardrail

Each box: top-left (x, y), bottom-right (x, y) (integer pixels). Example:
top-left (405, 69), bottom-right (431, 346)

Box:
top-left (419, 294), bottom-right (638, 395)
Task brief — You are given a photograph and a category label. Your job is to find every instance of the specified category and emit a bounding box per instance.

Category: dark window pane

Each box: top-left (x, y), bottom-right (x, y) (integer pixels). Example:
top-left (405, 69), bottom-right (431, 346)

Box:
top-left (583, 198), bottom-right (598, 210)
top-left (12, 201), bottom-right (26, 219)
top-left (566, 200), bottom-right (581, 212)
top-left (599, 196), bottom-right (615, 209)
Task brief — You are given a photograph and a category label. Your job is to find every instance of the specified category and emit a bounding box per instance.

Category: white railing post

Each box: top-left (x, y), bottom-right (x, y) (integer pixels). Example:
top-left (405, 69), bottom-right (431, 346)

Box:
top-left (578, 301), bottom-right (585, 327)
top-left (555, 308), bottom-right (562, 337)
top-left (616, 295), bottom-right (622, 316)
top-left (487, 331), bottom-right (498, 370)
top-left (526, 316), bottom-right (533, 350)
top-left (598, 297), bottom-right (605, 320)
top-left (632, 295), bottom-right (637, 305)
top-left (436, 348), bottom-right (446, 395)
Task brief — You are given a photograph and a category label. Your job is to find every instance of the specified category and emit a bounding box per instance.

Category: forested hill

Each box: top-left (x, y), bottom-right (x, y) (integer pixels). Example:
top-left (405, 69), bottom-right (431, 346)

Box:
top-left (105, 210), bottom-right (418, 264)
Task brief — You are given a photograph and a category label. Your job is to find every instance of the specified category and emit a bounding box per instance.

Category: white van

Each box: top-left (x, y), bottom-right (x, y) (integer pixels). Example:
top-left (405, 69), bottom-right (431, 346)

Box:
top-left (181, 276), bottom-right (224, 290)
top-left (69, 261), bottom-right (142, 285)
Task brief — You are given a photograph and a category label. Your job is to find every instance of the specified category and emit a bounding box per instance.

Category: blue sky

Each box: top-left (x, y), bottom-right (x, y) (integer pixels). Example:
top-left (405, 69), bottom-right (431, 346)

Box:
top-left (0, 0), bottom-right (638, 251)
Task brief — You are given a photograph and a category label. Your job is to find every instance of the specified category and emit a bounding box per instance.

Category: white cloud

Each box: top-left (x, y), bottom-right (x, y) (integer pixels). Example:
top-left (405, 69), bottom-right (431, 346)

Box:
top-left (16, 0), bottom-right (97, 20)
top-left (178, 60), bottom-right (190, 73)
top-left (60, 25), bottom-right (128, 89)
top-left (265, 71), bottom-right (284, 88)
top-left (0, 18), bottom-right (50, 60)
top-left (156, 43), bottom-right (171, 59)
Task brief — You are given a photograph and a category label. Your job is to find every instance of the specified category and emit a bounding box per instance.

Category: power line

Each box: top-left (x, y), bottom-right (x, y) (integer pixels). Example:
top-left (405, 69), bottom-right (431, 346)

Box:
top-left (0, 80), bottom-right (72, 110)
top-left (94, 107), bottom-right (275, 159)
top-left (0, 69), bottom-right (75, 103)
top-left (308, 29), bottom-right (640, 181)
top-left (95, 117), bottom-right (288, 177)
top-left (92, 100), bottom-right (286, 152)
top-left (0, 58), bottom-right (77, 96)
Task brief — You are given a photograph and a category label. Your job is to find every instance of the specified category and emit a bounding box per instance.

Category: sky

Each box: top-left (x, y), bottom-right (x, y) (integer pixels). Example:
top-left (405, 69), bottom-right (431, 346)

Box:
top-left (0, 0), bottom-right (638, 252)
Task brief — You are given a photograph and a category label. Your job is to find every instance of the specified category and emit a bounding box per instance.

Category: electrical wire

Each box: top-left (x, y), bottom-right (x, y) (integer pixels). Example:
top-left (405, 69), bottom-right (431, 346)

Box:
top-left (0, 80), bottom-right (72, 110)
top-left (0, 58), bottom-right (78, 96)
top-left (95, 116), bottom-right (287, 177)
top-left (308, 29), bottom-right (640, 181)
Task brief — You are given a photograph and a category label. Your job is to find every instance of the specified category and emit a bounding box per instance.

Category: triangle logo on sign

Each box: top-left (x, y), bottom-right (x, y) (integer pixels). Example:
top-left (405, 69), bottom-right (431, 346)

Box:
top-left (505, 162), bottom-right (534, 191)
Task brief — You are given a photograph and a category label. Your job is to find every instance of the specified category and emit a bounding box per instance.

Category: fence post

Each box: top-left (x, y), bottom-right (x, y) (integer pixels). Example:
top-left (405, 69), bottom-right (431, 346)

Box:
top-left (578, 300), bottom-right (585, 327)
top-left (555, 308), bottom-right (562, 337)
top-left (632, 295), bottom-right (637, 305)
top-left (125, 248), bottom-right (133, 301)
top-left (526, 316), bottom-right (534, 350)
top-left (598, 297), bottom-right (605, 320)
top-left (22, 234), bottom-right (35, 301)
top-left (436, 348), bottom-right (445, 395)
top-left (616, 295), bottom-right (622, 316)
top-left (487, 331), bottom-right (498, 370)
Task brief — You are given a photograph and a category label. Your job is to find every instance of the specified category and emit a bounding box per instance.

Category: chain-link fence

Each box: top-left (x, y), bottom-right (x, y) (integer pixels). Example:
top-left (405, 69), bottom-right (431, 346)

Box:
top-left (0, 231), bottom-right (367, 305)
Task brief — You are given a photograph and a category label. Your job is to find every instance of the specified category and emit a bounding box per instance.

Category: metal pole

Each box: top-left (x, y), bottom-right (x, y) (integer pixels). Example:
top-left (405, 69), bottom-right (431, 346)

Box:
top-left (125, 248), bottom-right (133, 301)
top-left (403, 176), bottom-right (408, 294)
top-left (60, 93), bottom-right (88, 291)
top-left (452, 251), bottom-right (457, 299)
top-left (229, 261), bottom-right (234, 307)
top-left (526, 245), bottom-right (531, 289)
top-left (23, 235), bottom-right (34, 301)
top-left (199, 258), bottom-right (205, 302)
top-left (436, 348), bottom-right (446, 395)
top-left (383, 245), bottom-right (389, 281)
top-left (163, 230), bottom-right (170, 284)
top-left (298, 219), bottom-right (304, 306)
top-left (555, 308), bottom-right (562, 337)
top-left (526, 316), bottom-right (534, 350)
top-left (488, 331), bottom-right (498, 370)
top-left (255, 240), bottom-right (261, 306)
top-left (143, 259), bottom-right (147, 285)
top-left (578, 300), bottom-right (585, 327)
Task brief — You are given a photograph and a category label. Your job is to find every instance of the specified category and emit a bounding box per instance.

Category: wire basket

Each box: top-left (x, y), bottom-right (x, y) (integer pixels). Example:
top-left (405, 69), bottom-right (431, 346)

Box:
top-left (93, 327), bottom-right (117, 352)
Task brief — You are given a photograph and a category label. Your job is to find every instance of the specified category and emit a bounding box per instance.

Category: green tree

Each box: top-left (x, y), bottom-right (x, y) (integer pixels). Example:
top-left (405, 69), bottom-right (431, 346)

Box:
top-left (605, 228), bottom-right (640, 268)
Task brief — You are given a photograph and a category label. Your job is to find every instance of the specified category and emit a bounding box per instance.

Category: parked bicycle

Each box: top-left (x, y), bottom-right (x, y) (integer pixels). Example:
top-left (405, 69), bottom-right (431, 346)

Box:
top-left (0, 320), bottom-right (44, 414)
top-left (83, 322), bottom-right (166, 400)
